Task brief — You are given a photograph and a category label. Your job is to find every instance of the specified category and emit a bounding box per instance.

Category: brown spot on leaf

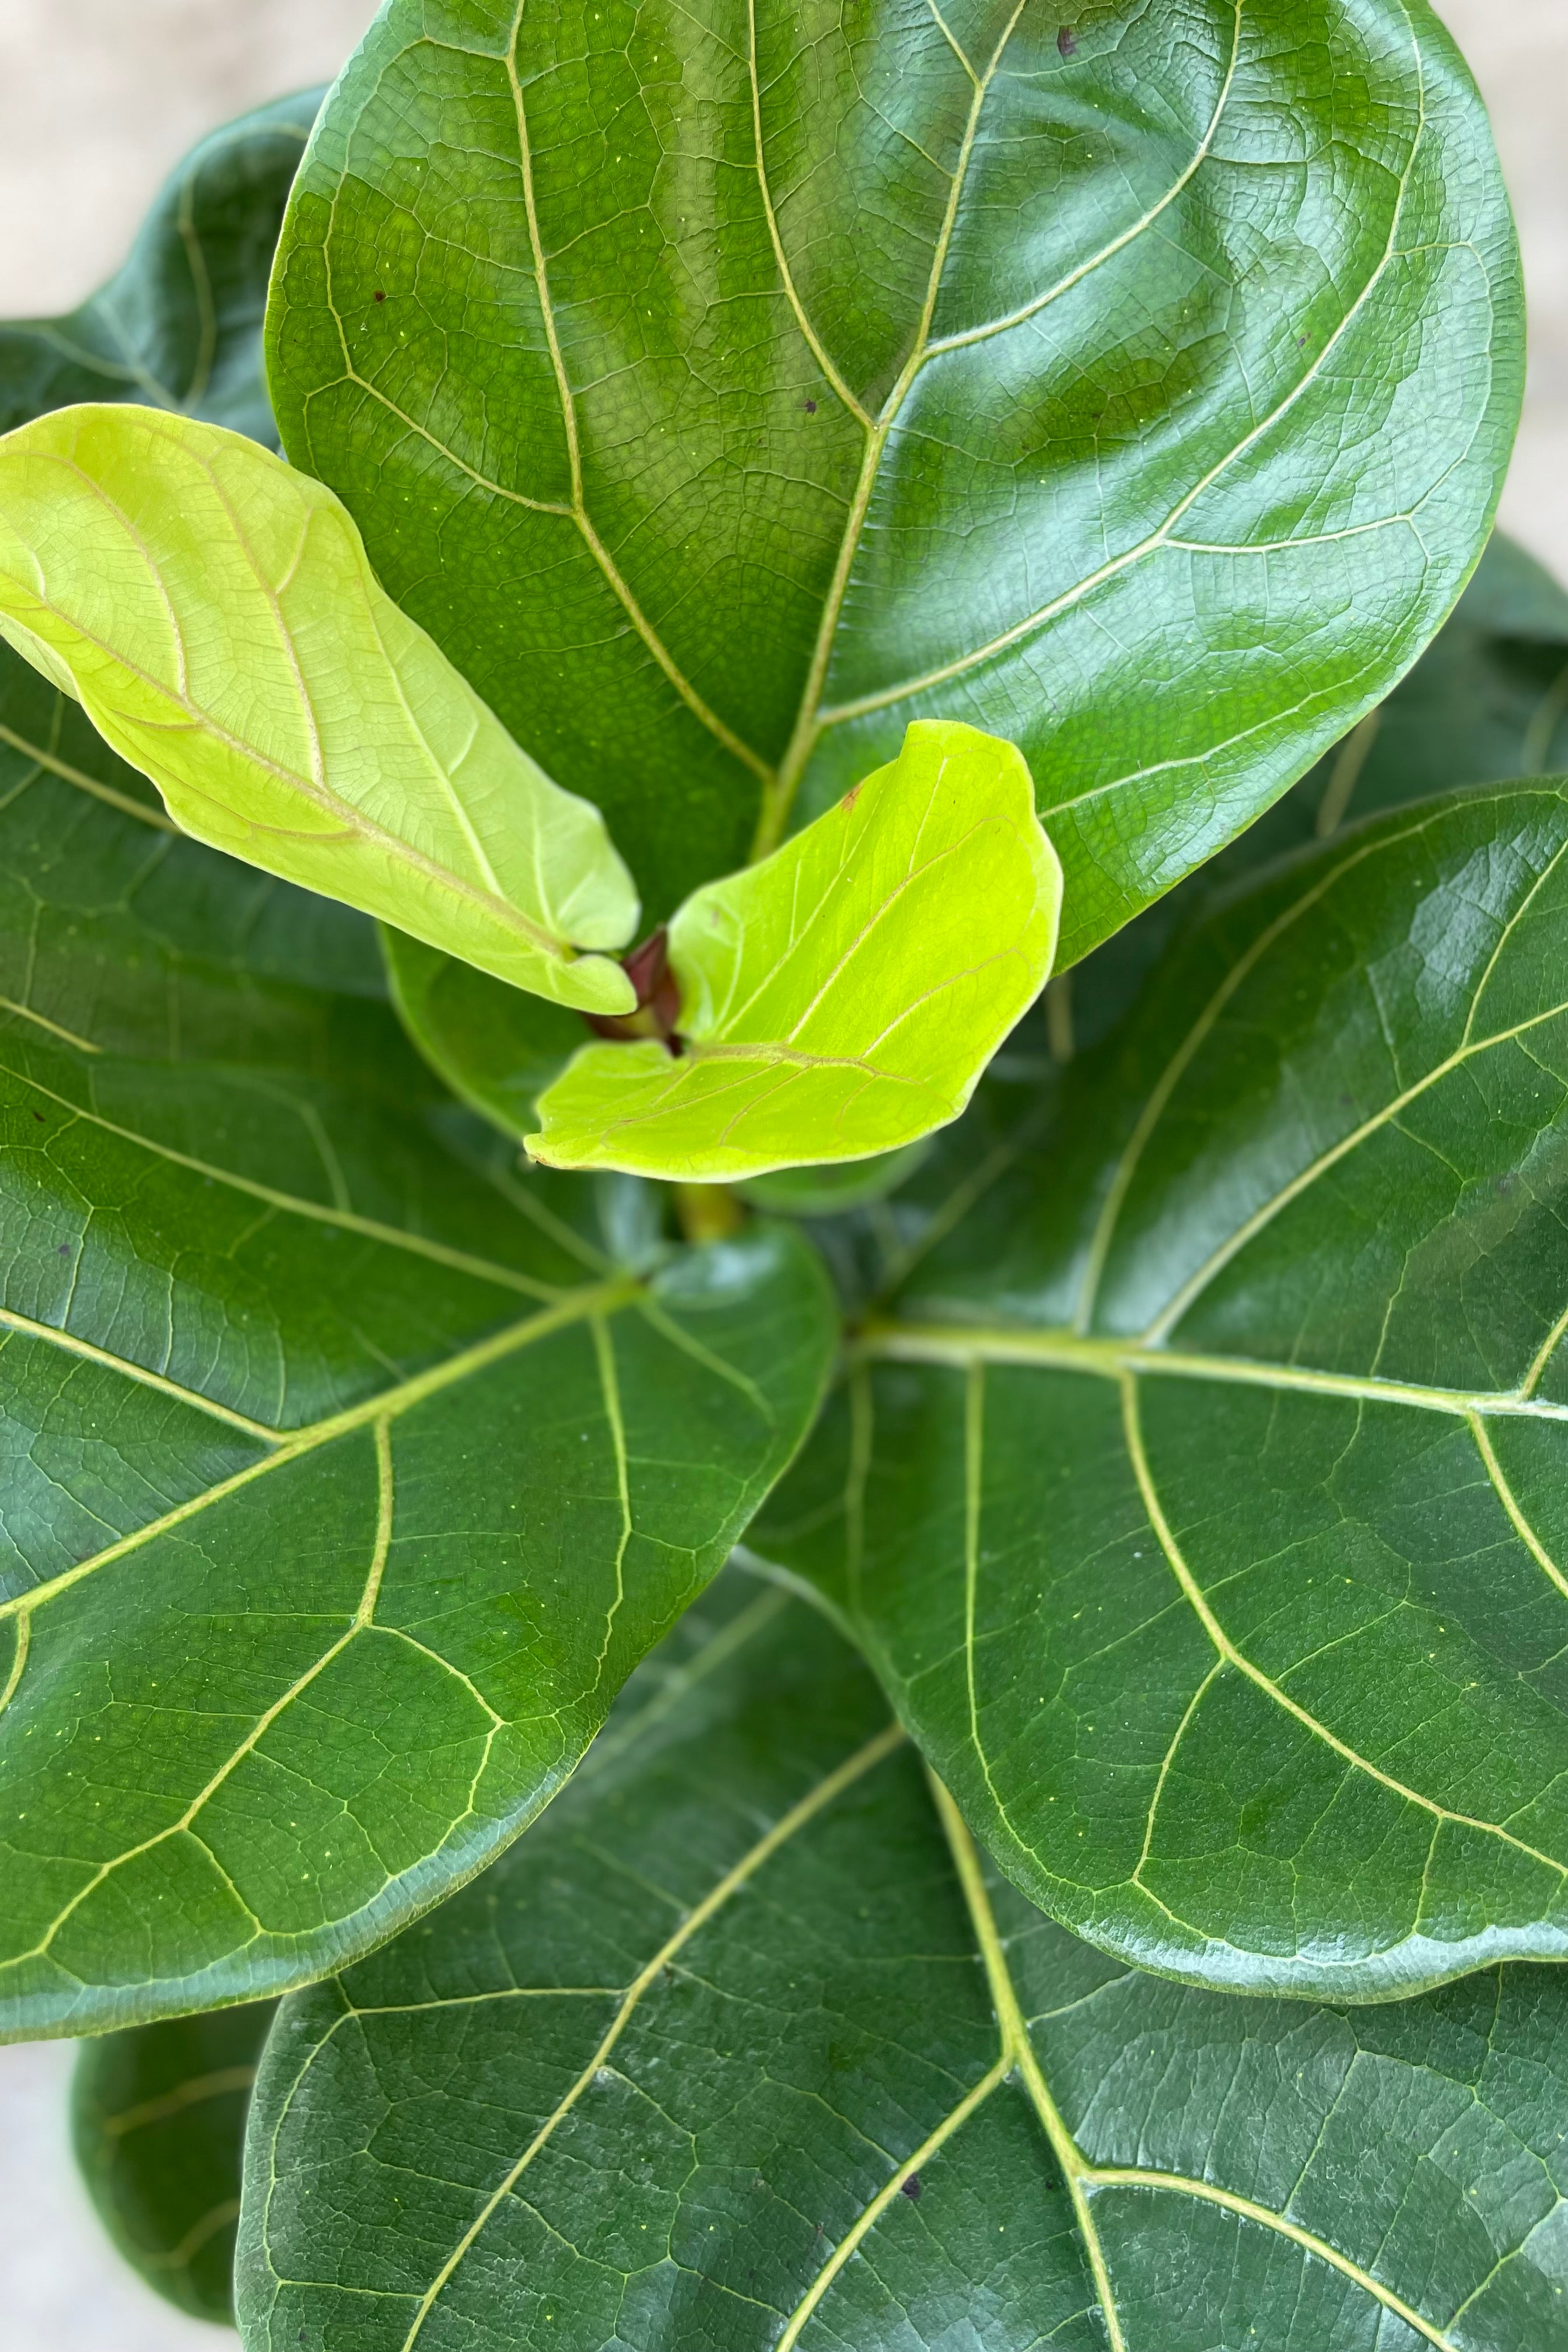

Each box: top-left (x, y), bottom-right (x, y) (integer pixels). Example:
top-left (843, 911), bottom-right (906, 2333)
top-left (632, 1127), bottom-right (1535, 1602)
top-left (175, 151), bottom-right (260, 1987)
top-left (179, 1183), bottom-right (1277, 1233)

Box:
top-left (1058, 24), bottom-right (1077, 54)
top-left (901, 2172), bottom-right (922, 2200)
top-left (373, 289), bottom-right (386, 302)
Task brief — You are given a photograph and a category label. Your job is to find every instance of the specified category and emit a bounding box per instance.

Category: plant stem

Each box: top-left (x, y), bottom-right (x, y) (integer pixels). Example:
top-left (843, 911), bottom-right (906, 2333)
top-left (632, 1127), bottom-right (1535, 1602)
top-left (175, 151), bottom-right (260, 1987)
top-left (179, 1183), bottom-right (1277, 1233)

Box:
top-left (675, 1184), bottom-right (746, 1245)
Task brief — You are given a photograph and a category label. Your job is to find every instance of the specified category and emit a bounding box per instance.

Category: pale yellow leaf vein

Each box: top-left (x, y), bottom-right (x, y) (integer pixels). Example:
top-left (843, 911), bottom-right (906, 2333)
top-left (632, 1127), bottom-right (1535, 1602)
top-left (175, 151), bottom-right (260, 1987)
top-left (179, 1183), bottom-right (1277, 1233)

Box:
top-left (0, 1278), bottom-right (638, 1629)
top-left (934, 1776), bottom-right (1459, 2350)
top-left (502, 6), bottom-right (771, 788)
top-left (394, 1720), bottom-right (908, 2351)
top-left (752, 0), bottom-right (1030, 855)
top-left (13, 1417), bottom-right (397, 1967)
top-left (1120, 1374), bottom-right (1568, 1884)
top-left (5, 1060), bottom-right (564, 1301)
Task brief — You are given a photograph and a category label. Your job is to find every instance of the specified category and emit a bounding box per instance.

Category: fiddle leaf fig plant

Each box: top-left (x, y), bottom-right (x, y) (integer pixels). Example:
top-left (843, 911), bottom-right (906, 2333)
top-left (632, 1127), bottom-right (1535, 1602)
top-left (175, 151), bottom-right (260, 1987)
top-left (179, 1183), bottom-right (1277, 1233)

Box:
top-left (2, 4), bottom-right (1565, 2346)
top-left (527, 722), bottom-right (1060, 1178)
top-left (0, 405), bottom-right (642, 1010)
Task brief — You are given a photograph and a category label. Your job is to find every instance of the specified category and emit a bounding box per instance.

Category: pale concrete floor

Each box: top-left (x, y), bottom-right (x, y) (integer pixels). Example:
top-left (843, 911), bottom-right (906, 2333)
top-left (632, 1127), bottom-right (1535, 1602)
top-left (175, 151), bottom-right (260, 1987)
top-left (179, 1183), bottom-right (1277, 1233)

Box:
top-left (0, 3), bottom-right (1563, 2346)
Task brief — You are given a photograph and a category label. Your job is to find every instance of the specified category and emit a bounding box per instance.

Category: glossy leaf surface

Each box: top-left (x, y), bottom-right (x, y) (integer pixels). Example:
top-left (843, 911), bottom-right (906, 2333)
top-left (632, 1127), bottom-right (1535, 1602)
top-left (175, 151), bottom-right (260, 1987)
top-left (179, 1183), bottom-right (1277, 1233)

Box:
top-left (0, 406), bottom-right (639, 1011)
top-left (267, 0), bottom-right (1520, 944)
top-left (0, 748), bottom-right (836, 2040)
top-left (382, 923), bottom-right (943, 1204)
top-left (0, 90), bottom-right (320, 446)
top-left (757, 782), bottom-right (1568, 1997)
top-left (240, 1577), bottom-right (1568, 2352)
top-left (528, 723), bottom-right (1059, 1180)
top-left (1069, 530), bottom-right (1568, 1056)
top-left (382, 925), bottom-right (588, 1136)
top-left (74, 1998), bottom-right (277, 2322)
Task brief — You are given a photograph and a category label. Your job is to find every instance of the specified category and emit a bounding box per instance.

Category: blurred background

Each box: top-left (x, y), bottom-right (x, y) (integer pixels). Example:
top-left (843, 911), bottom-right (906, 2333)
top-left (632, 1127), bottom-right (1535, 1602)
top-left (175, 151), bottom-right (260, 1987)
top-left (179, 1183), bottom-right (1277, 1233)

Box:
top-left (0, 0), bottom-right (1561, 2342)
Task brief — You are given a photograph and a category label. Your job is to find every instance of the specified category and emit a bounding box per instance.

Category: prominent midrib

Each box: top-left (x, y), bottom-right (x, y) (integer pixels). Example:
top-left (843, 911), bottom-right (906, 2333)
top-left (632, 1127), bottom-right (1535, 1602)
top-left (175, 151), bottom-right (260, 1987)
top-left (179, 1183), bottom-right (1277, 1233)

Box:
top-left (0, 1276), bottom-right (639, 1628)
top-left (929, 1779), bottom-right (1460, 2352)
top-left (930, 1772), bottom-right (1129, 2352)
top-left (750, 0), bottom-right (1030, 858)
top-left (393, 1718), bottom-right (909, 2352)
top-left (748, 3), bottom-right (1262, 855)
top-left (863, 1314), bottom-right (1568, 1887)
top-left (6, 1059), bottom-right (564, 1302)
top-left (810, 0), bottom-right (1433, 736)
top-left (13, 452), bottom-right (592, 968)
top-left (862, 1318), bottom-right (1568, 1426)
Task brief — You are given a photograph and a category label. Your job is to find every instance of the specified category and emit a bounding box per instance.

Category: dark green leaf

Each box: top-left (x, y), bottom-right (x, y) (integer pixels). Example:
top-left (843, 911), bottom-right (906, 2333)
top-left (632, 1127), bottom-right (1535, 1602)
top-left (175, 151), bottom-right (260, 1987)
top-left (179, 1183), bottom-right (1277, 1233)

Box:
top-left (74, 1998), bottom-right (277, 2323)
top-left (757, 781), bottom-right (1568, 1999)
top-left (1067, 531), bottom-right (1568, 1055)
top-left (0, 89), bottom-right (321, 445)
top-left (239, 1576), bottom-right (1568, 2352)
top-left (0, 152), bottom-right (832, 2038)
top-left (0, 752), bottom-right (836, 2041)
top-left (383, 928), bottom-right (588, 1136)
top-left (266, 0), bottom-right (1520, 942)
top-left (736, 1141), bottom-right (934, 1217)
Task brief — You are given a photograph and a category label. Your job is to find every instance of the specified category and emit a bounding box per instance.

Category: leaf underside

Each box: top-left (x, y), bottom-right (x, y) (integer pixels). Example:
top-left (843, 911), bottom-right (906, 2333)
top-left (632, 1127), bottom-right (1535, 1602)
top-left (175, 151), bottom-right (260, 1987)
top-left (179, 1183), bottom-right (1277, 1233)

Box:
top-left (240, 1576), bottom-right (1568, 2352)
top-left (0, 405), bottom-right (640, 1012)
top-left (757, 780), bottom-right (1568, 2000)
top-left (267, 0), bottom-right (1521, 944)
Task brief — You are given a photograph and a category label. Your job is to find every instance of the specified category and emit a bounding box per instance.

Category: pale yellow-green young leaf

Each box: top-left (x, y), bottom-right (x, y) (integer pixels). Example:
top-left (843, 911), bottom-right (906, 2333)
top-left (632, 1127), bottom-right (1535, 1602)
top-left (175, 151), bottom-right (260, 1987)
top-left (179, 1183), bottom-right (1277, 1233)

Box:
top-left (0, 405), bottom-right (639, 1013)
top-left (527, 721), bottom-right (1061, 1180)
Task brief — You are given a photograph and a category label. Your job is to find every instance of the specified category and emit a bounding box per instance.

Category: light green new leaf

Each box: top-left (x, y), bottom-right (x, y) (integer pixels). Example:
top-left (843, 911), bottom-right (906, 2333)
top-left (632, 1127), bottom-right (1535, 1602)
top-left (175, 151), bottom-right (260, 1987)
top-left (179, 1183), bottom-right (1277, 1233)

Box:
top-left (527, 722), bottom-right (1060, 1181)
top-left (756, 780), bottom-right (1568, 2000)
top-left (0, 405), bottom-right (639, 1013)
top-left (0, 738), bottom-right (837, 2040)
top-left (268, 0), bottom-right (1520, 946)
top-left (74, 1999), bottom-right (277, 2323)
top-left (239, 1576), bottom-right (1568, 2352)
top-left (382, 926), bottom-right (940, 1208)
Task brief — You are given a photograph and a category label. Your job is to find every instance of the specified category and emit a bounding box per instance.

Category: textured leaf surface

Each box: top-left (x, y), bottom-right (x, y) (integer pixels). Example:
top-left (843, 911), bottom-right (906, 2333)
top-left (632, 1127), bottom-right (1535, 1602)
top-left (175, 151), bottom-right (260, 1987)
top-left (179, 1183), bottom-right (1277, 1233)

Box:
top-left (74, 1997), bottom-right (277, 2322)
top-left (0, 406), bottom-right (639, 1011)
top-left (0, 90), bottom-right (320, 446)
top-left (528, 723), bottom-right (1059, 1180)
top-left (756, 782), bottom-right (1568, 1997)
top-left (381, 534), bottom-right (1568, 1125)
top-left (0, 752), bottom-right (835, 2039)
top-left (1069, 530), bottom-right (1568, 1055)
top-left (267, 0), bottom-right (1520, 945)
top-left (239, 1577), bottom-right (1568, 2352)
